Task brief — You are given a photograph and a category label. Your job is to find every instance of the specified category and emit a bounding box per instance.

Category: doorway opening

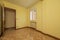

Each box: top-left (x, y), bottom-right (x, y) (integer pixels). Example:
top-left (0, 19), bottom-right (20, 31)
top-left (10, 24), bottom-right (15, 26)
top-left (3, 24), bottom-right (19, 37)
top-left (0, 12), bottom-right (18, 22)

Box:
top-left (4, 7), bottom-right (16, 31)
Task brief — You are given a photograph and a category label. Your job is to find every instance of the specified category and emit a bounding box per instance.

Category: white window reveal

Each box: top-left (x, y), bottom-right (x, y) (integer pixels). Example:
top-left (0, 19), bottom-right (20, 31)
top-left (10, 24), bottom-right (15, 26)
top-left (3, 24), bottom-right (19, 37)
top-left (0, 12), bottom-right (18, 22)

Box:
top-left (30, 9), bottom-right (36, 21)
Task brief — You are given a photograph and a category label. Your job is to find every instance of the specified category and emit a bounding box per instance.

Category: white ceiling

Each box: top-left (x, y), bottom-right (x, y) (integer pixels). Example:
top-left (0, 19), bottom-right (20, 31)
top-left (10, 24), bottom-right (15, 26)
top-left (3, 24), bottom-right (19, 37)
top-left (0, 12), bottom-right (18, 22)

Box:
top-left (4, 0), bottom-right (41, 8)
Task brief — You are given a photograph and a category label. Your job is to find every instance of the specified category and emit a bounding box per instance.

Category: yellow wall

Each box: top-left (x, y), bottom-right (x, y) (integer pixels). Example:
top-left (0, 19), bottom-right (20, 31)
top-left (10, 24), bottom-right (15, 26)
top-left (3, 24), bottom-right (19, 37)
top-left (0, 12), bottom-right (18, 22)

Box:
top-left (0, 0), bottom-right (2, 4)
top-left (28, 1), bottom-right (42, 29)
top-left (0, 0), bottom-right (3, 6)
top-left (42, 0), bottom-right (60, 38)
top-left (29, 0), bottom-right (60, 38)
top-left (27, 8), bottom-right (30, 26)
top-left (3, 1), bottom-right (28, 29)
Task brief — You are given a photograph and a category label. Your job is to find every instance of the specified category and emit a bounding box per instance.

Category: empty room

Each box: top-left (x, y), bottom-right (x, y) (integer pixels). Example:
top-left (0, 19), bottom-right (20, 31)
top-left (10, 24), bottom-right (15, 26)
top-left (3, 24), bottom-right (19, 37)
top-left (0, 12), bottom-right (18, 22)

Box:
top-left (0, 0), bottom-right (60, 40)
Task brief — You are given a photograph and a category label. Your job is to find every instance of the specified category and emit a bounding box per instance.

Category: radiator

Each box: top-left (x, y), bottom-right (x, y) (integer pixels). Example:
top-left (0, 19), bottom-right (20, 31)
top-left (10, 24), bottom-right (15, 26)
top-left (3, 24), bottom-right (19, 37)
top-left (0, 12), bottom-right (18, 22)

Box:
top-left (30, 21), bottom-right (36, 28)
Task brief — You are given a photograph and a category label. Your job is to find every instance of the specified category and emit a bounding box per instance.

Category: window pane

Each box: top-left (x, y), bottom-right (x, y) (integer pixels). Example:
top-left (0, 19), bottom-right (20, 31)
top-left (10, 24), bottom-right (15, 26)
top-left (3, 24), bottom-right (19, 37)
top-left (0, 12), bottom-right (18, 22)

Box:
top-left (30, 9), bottom-right (36, 21)
top-left (30, 11), bottom-right (33, 20)
top-left (32, 10), bottom-right (36, 20)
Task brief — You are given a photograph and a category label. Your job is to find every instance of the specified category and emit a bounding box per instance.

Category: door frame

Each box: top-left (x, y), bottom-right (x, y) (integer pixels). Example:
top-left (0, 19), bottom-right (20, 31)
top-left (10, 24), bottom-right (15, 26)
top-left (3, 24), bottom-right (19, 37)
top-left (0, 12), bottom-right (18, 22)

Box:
top-left (0, 5), bottom-right (3, 37)
top-left (4, 7), bottom-right (16, 30)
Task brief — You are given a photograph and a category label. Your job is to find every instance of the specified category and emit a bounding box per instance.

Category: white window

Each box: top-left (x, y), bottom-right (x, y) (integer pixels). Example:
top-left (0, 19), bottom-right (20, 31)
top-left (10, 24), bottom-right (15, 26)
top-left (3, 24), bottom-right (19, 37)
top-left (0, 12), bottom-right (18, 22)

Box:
top-left (30, 9), bottom-right (36, 21)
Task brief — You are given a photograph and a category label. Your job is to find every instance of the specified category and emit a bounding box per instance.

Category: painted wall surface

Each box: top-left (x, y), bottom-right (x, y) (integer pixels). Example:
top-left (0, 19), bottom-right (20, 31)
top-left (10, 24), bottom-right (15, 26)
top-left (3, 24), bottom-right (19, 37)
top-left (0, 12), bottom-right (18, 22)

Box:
top-left (27, 8), bottom-right (30, 26)
top-left (28, 1), bottom-right (42, 29)
top-left (29, 0), bottom-right (60, 38)
top-left (0, 0), bottom-right (1, 4)
top-left (0, 0), bottom-right (3, 6)
top-left (3, 1), bottom-right (28, 29)
top-left (0, 0), bottom-right (2, 4)
top-left (42, 0), bottom-right (60, 38)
